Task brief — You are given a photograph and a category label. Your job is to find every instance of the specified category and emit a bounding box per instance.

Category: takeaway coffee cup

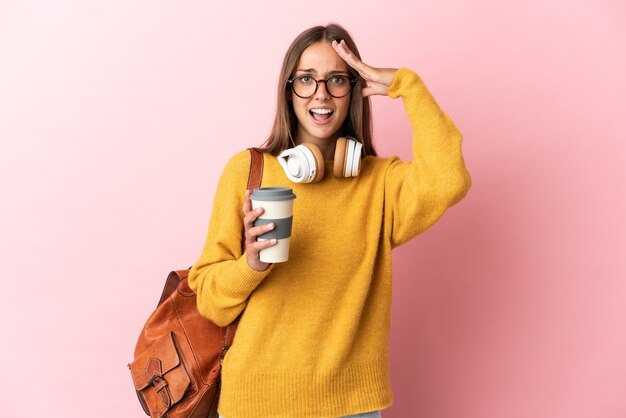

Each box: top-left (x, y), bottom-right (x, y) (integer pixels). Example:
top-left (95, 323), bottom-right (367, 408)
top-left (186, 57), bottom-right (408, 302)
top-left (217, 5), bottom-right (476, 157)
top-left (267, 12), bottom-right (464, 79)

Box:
top-left (250, 187), bottom-right (296, 263)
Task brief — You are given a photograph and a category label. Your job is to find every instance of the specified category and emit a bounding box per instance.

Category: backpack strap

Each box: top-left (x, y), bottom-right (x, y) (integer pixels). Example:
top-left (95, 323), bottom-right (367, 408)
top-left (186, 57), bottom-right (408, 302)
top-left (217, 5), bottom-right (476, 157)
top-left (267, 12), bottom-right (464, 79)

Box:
top-left (247, 147), bottom-right (264, 190)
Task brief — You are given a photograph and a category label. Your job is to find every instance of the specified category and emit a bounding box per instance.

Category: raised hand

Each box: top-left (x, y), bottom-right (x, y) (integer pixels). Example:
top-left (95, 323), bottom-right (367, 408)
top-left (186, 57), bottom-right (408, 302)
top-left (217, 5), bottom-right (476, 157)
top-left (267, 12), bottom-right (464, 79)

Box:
top-left (332, 39), bottom-right (398, 97)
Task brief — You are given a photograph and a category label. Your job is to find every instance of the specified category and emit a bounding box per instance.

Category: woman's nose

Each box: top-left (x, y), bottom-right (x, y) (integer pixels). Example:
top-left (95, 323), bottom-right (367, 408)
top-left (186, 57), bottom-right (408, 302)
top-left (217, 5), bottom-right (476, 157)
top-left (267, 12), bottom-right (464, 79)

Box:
top-left (313, 80), bottom-right (331, 99)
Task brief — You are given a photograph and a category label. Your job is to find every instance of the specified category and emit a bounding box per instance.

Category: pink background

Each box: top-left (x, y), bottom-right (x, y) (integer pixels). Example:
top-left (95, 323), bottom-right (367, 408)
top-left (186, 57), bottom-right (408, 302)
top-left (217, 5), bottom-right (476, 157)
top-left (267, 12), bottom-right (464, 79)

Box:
top-left (1, 1), bottom-right (625, 417)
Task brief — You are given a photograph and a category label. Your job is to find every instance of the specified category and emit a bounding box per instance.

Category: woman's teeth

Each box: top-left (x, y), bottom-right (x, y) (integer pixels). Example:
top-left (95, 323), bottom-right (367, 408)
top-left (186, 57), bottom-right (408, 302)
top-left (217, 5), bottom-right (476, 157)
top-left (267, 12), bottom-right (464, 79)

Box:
top-left (310, 108), bottom-right (333, 122)
top-left (310, 108), bottom-right (333, 115)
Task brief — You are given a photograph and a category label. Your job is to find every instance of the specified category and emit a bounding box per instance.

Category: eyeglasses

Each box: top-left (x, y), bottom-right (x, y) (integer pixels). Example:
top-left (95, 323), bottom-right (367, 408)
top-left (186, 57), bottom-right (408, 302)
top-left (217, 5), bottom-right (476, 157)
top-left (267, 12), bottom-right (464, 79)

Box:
top-left (287, 74), bottom-right (357, 99)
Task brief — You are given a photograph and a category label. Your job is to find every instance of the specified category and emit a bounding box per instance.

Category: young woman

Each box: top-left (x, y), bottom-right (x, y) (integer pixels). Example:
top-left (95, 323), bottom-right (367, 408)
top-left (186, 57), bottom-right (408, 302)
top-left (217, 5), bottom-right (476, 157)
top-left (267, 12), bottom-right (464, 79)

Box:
top-left (189, 24), bottom-right (471, 418)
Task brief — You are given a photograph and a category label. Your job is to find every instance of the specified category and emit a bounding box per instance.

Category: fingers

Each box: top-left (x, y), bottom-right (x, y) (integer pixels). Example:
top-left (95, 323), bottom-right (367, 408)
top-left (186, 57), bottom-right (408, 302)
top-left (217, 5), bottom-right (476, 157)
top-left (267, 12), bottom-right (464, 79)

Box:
top-left (331, 39), bottom-right (356, 65)
top-left (245, 221), bottom-right (276, 272)
top-left (246, 222), bottom-right (275, 243)
top-left (243, 208), bottom-right (268, 235)
top-left (242, 190), bottom-right (267, 230)
top-left (242, 190), bottom-right (277, 271)
top-left (331, 40), bottom-right (375, 79)
top-left (248, 235), bottom-right (277, 253)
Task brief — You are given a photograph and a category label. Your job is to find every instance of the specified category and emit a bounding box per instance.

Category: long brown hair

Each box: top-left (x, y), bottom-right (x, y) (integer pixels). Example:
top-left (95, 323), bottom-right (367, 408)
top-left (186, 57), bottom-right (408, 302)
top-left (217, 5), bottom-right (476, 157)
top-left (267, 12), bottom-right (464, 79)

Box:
top-left (260, 24), bottom-right (376, 157)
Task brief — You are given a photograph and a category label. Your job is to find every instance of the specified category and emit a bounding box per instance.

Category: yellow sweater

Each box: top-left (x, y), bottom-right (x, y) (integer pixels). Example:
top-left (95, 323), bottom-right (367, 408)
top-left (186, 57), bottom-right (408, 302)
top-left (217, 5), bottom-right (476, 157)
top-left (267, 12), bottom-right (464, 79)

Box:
top-left (189, 68), bottom-right (471, 418)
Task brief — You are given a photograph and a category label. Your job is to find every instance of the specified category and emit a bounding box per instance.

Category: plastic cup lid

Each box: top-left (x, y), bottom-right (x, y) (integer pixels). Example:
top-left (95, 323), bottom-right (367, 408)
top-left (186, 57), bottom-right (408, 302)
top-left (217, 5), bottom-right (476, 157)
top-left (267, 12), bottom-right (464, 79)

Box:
top-left (250, 187), bottom-right (297, 201)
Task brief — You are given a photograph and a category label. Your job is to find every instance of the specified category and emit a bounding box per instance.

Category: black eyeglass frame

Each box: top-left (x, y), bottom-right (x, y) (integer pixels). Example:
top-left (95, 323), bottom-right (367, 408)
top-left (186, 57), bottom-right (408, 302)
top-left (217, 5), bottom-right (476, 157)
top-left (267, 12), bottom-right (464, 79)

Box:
top-left (287, 75), bottom-right (358, 99)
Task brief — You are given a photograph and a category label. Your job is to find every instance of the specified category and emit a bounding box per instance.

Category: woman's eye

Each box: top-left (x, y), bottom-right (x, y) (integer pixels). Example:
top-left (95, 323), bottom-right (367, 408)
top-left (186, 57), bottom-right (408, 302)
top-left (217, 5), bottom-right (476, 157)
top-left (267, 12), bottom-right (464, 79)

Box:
top-left (299, 76), bottom-right (312, 84)
top-left (330, 76), bottom-right (345, 85)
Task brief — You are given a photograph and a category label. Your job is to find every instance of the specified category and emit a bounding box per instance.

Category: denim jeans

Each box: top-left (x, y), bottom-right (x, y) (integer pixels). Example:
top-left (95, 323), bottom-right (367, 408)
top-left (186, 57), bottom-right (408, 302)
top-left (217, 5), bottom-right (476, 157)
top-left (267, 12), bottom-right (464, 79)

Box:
top-left (218, 411), bottom-right (382, 418)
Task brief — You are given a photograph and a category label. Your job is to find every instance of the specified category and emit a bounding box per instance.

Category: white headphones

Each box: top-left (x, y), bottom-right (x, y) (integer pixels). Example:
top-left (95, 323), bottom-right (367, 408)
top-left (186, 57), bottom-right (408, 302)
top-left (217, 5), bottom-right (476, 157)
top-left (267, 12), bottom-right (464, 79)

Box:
top-left (278, 136), bottom-right (363, 183)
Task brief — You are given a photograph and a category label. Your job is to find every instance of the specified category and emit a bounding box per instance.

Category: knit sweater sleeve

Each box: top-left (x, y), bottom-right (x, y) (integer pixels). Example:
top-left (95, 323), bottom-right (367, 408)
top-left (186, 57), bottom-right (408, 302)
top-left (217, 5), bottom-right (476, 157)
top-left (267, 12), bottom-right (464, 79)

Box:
top-left (188, 150), bottom-right (273, 326)
top-left (384, 68), bottom-right (471, 248)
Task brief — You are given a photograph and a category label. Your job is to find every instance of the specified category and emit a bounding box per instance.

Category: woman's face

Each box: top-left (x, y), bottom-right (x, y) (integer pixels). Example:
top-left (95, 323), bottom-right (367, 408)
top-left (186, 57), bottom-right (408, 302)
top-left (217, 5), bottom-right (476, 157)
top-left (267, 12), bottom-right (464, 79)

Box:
top-left (291, 41), bottom-right (351, 147)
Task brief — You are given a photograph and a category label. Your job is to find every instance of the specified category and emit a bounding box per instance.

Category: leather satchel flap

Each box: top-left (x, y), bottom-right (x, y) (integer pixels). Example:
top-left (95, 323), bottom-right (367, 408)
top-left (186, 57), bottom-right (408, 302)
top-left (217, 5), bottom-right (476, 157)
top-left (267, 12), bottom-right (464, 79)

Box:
top-left (130, 332), bottom-right (190, 405)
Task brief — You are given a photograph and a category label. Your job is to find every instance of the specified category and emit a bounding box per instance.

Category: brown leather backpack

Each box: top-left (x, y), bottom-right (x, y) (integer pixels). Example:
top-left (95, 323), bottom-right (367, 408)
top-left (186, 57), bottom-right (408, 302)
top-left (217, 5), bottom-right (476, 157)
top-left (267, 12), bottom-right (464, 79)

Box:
top-left (128, 148), bottom-right (264, 418)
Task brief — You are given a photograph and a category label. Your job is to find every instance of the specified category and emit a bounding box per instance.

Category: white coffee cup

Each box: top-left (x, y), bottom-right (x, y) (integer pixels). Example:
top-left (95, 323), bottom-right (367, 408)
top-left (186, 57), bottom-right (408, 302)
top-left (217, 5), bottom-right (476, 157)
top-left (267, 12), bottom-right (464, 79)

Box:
top-left (250, 187), bottom-right (296, 263)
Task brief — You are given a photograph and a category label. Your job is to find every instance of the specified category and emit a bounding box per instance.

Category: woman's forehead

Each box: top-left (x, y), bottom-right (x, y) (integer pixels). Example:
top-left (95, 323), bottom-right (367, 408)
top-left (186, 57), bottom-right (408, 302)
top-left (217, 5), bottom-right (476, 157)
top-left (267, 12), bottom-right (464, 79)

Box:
top-left (296, 42), bottom-right (349, 73)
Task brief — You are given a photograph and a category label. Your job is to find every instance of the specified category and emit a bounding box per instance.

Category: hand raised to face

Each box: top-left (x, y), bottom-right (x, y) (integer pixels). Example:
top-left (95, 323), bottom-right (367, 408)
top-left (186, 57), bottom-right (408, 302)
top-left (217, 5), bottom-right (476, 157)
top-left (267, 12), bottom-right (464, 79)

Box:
top-left (331, 40), bottom-right (398, 98)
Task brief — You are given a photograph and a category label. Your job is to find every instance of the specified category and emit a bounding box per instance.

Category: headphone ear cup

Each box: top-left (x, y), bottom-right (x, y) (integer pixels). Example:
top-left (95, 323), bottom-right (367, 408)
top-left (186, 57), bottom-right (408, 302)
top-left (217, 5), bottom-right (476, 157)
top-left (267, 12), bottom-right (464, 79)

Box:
top-left (278, 147), bottom-right (308, 183)
top-left (301, 143), bottom-right (325, 182)
top-left (350, 141), bottom-right (363, 176)
top-left (333, 137), bottom-right (348, 178)
top-left (345, 139), bottom-right (356, 177)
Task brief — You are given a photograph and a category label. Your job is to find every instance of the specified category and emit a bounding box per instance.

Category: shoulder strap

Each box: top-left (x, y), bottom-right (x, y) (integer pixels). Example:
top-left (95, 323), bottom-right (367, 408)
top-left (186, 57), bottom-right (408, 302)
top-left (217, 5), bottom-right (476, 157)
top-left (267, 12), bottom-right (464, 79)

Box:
top-left (247, 147), bottom-right (264, 190)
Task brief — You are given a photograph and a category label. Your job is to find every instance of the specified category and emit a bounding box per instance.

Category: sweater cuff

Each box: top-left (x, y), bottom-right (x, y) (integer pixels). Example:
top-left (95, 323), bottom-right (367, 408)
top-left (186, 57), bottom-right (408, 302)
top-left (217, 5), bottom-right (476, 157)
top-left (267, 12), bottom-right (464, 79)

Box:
top-left (387, 67), bottom-right (422, 99)
top-left (387, 67), bottom-right (445, 121)
top-left (220, 253), bottom-right (274, 298)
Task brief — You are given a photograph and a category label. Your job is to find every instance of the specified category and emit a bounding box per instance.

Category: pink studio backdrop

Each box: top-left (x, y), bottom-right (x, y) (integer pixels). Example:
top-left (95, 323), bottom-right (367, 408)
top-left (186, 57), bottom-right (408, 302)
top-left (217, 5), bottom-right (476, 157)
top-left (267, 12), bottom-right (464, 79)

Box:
top-left (1, 1), bottom-right (625, 417)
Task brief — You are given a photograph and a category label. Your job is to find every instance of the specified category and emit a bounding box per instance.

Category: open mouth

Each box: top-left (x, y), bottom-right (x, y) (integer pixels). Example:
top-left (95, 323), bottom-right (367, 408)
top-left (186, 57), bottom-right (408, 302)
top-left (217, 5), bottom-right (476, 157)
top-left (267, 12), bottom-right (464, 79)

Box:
top-left (309, 108), bottom-right (334, 123)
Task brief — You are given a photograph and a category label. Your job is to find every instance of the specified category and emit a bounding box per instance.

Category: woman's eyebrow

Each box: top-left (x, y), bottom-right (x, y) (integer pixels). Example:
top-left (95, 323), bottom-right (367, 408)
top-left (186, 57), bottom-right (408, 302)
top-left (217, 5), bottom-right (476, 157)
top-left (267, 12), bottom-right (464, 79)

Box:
top-left (295, 68), bottom-right (349, 75)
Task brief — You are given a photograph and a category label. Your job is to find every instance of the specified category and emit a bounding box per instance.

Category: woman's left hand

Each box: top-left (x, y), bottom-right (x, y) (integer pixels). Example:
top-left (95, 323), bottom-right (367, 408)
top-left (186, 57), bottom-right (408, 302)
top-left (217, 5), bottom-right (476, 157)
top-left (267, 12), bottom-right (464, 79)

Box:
top-left (332, 39), bottom-right (398, 97)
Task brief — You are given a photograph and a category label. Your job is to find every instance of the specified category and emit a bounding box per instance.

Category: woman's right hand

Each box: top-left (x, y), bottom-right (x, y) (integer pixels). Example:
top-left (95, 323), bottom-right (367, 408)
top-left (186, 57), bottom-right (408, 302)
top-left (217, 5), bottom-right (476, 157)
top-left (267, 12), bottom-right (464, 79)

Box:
top-left (242, 189), bottom-right (277, 271)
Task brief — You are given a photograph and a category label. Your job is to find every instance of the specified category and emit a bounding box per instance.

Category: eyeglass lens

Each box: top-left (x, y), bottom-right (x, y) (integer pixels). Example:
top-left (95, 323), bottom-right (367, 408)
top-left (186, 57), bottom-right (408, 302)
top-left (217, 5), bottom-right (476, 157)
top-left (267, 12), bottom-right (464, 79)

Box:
top-left (292, 76), bottom-right (353, 98)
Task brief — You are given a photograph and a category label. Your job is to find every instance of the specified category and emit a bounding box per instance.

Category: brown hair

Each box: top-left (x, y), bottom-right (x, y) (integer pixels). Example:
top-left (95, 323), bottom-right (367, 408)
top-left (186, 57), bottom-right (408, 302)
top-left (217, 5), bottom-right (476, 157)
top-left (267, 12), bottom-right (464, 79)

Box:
top-left (260, 24), bottom-right (376, 157)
